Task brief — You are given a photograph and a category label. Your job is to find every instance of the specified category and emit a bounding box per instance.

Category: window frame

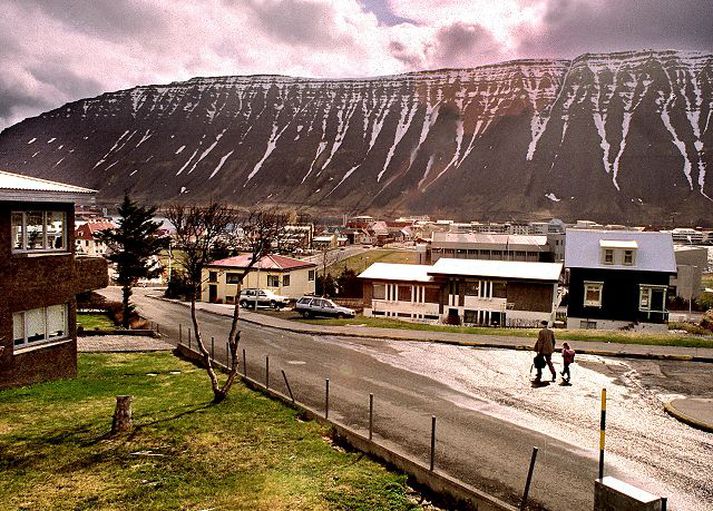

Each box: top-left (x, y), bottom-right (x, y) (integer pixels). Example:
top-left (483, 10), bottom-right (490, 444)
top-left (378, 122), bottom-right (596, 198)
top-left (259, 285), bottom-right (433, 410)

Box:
top-left (639, 285), bottom-right (667, 313)
top-left (12, 304), bottom-right (70, 351)
top-left (583, 281), bottom-right (604, 307)
top-left (267, 275), bottom-right (280, 287)
top-left (11, 210), bottom-right (67, 253)
top-left (308, 270), bottom-right (315, 282)
top-left (602, 249), bottom-right (614, 265)
top-left (282, 274), bottom-right (290, 287)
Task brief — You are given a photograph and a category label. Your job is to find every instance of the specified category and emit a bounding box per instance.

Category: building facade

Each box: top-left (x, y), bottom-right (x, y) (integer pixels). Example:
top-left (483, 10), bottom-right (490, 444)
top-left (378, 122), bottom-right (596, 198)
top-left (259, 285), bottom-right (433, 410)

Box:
top-left (0, 170), bottom-right (108, 389)
top-left (359, 259), bottom-right (562, 327)
top-left (74, 220), bottom-right (115, 256)
top-left (565, 230), bottom-right (676, 331)
top-left (201, 254), bottom-right (317, 303)
top-left (428, 233), bottom-right (554, 264)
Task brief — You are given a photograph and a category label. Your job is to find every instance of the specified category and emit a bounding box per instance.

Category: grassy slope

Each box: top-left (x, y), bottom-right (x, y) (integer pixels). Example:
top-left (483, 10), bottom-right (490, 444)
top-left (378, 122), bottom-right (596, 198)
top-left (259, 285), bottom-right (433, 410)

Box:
top-left (299, 316), bottom-right (713, 348)
top-left (0, 353), bottom-right (415, 511)
top-left (328, 249), bottom-right (418, 275)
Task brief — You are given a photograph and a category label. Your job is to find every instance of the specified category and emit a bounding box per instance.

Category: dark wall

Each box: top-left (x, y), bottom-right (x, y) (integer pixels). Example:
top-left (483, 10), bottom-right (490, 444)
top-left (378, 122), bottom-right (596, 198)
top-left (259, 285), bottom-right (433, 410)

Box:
top-left (567, 268), bottom-right (672, 324)
top-left (507, 282), bottom-right (554, 312)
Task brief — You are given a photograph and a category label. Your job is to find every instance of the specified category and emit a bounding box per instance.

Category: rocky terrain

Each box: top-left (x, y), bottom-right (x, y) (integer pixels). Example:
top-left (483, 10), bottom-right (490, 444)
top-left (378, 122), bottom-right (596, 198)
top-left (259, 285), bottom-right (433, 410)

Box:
top-left (0, 49), bottom-right (711, 224)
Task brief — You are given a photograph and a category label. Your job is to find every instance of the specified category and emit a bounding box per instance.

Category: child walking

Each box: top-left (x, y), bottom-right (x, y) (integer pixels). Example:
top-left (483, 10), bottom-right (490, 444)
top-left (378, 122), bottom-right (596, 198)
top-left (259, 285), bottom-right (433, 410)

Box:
top-left (560, 342), bottom-right (575, 383)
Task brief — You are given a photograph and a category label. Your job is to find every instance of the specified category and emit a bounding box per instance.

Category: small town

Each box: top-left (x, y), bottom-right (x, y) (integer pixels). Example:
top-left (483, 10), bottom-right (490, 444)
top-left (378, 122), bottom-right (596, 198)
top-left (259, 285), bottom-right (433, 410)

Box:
top-left (1, 2), bottom-right (712, 511)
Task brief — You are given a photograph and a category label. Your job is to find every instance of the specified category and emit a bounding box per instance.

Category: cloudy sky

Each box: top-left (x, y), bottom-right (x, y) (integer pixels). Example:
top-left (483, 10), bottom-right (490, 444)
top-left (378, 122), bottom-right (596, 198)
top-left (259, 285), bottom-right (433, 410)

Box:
top-left (1, 0), bottom-right (711, 130)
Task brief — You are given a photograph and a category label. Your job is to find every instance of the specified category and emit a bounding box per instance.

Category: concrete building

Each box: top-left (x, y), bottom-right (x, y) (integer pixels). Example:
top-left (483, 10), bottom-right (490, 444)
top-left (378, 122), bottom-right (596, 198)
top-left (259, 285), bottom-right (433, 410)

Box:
top-left (201, 254), bottom-right (317, 303)
top-left (359, 259), bottom-right (562, 327)
top-left (0, 170), bottom-right (108, 389)
top-left (428, 232), bottom-right (554, 264)
top-left (670, 245), bottom-right (708, 302)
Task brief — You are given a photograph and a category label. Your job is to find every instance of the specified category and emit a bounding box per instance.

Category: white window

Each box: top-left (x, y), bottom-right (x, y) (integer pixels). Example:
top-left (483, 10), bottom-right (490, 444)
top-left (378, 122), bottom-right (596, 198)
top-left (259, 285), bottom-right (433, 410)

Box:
top-left (267, 275), bottom-right (280, 287)
top-left (623, 250), bottom-right (634, 265)
top-left (583, 281), bottom-right (603, 307)
top-left (308, 270), bottom-right (315, 282)
top-left (12, 304), bottom-right (69, 348)
top-left (11, 210), bottom-right (67, 252)
top-left (602, 249), bottom-right (614, 264)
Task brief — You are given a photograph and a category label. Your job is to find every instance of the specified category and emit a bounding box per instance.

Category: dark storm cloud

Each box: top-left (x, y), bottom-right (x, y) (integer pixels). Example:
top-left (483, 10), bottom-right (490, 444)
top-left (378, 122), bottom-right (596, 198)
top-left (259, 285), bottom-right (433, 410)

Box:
top-left (518, 0), bottom-right (713, 58)
top-left (429, 22), bottom-right (502, 68)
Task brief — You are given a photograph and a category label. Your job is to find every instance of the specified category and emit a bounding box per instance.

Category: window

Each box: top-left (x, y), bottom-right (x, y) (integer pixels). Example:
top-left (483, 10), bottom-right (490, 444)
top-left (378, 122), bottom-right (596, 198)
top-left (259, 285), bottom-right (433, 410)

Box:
top-left (11, 210), bottom-right (66, 252)
top-left (640, 285), bottom-right (667, 312)
top-left (13, 304), bottom-right (69, 348)
top-left (373, 283), bottom-right (386, 300)
top-left (226, 273), bottom-right (242, 284)
top-left (209, 271), bottom-right (218, 283)
top-left (464, 282), bottom-right (479, 296)
top-left (623, 250), bottom-right (634, 265)
top-left (579, 320), bottom-right (597, 329)
top-left (398, 285), bottom-right (411, 302)
top-left (583, 281), bottom-right (603, 307)
top-left (267, 275), bottom-right (280, 287)
top-left (282, 274), bottom-right (290, 287)
top-left (424, 286), bottom-right (440, 303)
top-left (492, 282), bottom-right (507, 298)
top-left (603, 249), bottom-right (614, 264)
top-left (308, 270), bottom-right (315, 281)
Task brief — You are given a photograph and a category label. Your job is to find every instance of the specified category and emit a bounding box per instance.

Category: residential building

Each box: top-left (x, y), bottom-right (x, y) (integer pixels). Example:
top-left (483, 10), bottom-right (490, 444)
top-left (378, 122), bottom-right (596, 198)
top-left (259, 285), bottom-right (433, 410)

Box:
top-left (428, 232), bottom-right (554, 264)
top-left (74, 220), bottom-right (115, 256)
top-left (565, 230), bottom-right (676, 331)
top-left (669, 227), bottom-right (706, 245)
top-left (359, 258), bottom-right (562, 327)
top-left (201, 254), bottom-right (317, 303)
top-left (0, 170), bottom-right (108, 389)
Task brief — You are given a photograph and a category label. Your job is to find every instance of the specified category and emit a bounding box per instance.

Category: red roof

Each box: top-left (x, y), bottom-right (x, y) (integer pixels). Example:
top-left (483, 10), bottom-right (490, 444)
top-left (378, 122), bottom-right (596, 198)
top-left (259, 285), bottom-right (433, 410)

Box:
top-left (75, 221), bottom-right (116, 240)
top-left (209, 254), bottom-right (316, 270)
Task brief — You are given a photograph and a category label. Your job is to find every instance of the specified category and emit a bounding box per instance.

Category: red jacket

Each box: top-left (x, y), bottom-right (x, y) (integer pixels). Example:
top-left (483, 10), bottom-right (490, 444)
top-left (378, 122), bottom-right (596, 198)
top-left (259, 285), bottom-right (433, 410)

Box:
top-left (562, 348), bottom-right (575, 364)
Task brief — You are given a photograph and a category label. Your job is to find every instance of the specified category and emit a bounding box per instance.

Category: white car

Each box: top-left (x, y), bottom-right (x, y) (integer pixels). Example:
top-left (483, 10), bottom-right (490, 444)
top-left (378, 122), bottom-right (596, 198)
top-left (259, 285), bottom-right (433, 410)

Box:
top-left (239, 288), bottom-right (290, 309)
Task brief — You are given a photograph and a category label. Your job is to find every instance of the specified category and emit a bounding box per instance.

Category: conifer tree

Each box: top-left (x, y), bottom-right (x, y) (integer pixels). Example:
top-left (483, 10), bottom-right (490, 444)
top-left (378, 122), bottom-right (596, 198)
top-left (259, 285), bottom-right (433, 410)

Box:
top-left (98, 194), bottom-right (167, 328)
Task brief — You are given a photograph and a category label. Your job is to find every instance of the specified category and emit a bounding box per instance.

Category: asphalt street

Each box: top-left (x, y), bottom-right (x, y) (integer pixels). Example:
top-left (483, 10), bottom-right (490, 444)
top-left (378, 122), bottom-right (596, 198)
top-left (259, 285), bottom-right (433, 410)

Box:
top-left (100, 288), bottom-right (713, 511)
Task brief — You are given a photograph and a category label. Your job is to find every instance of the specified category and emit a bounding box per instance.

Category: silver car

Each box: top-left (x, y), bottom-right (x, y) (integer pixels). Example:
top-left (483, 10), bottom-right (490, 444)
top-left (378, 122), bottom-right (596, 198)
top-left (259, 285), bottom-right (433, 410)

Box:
top-left (295, 296), bottom-right (355, 319)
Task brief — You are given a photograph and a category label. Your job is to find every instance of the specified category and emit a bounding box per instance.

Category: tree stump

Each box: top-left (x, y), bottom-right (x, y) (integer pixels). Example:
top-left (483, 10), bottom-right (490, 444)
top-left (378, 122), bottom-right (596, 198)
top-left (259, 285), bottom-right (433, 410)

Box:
top-left (111, 395), bottom-right (133, 435)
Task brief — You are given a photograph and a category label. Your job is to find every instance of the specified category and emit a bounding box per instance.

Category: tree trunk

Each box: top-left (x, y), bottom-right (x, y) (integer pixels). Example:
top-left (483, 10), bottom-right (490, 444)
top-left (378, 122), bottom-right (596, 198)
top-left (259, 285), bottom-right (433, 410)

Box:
top-left (111, 395), bottom-right (133, 435)
top-left (121, 285), bottom-right (132, 329)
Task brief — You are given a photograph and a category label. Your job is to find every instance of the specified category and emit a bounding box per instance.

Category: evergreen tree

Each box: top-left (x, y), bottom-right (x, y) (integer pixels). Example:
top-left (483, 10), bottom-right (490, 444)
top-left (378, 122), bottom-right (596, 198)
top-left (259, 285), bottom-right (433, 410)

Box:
top-left (98, 194), bottom-right (167, 328)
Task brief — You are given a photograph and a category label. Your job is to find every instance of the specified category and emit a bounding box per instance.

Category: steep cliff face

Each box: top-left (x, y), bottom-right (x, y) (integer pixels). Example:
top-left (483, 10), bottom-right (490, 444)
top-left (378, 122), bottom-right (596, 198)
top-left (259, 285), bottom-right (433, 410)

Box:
top-left (0, 50), bottom-right (711, 223)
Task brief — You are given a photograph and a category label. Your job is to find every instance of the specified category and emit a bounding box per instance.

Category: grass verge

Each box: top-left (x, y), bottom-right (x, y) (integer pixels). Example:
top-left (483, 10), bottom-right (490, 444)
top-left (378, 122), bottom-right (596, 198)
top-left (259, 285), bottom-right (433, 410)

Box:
top-left (77, 312), bottom-right (116, 330)
top-left (329, 249), bottom-right (418, 274)
top-left (297, 316), bottom-right (713, 348)
top-left (0, 353), bottom-right (416, 511)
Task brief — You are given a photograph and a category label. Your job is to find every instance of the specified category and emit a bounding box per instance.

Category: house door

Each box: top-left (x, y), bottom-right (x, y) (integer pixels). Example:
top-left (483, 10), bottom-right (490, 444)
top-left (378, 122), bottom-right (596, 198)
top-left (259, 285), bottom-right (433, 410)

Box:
top-left (208, 284), bottom-right (218, 303)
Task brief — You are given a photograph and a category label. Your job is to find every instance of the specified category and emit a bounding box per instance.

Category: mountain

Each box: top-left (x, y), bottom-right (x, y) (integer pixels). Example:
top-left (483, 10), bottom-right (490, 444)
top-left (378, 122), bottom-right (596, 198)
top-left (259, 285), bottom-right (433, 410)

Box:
top-left (0, 49), bottom-right (711, 224)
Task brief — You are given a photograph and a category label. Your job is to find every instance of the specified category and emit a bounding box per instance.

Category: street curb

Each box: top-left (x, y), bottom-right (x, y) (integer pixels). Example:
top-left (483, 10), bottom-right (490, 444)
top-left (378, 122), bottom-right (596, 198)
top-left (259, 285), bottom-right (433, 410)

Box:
top-left (663, 401), bottom-right (713, 433)
top-left (150, 295), bottom-right (713, 363)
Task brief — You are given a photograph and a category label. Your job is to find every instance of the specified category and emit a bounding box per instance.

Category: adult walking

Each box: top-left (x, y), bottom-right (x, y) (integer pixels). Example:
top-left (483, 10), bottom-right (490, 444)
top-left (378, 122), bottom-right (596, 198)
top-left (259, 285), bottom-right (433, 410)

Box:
top-left (533, 320), bottom-right (556, 383)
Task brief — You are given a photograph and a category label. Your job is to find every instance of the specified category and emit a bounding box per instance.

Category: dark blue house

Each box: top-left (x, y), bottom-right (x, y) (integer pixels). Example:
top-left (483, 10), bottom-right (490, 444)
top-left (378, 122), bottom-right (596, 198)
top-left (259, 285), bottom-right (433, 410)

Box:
top-left (565, 230), bottom-right (676, 331)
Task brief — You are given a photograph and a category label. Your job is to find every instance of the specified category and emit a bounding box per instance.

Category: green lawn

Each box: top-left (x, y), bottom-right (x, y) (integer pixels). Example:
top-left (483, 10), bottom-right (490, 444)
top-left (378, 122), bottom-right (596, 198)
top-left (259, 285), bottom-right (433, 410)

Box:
top-left (329, 249), bottom-right (419, 274)
top-left (298, 316), bottom-right (713, 349)
top-left (0, 353), bottom-right (416, 511)
top-left (77, 312), bottom-right (116, 330)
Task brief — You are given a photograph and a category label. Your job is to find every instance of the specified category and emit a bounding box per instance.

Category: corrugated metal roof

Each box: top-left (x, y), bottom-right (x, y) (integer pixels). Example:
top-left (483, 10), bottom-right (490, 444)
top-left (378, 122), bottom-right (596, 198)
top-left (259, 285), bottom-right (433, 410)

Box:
top-left (431, 232), bottom-right (548, 248)
top-left (209, 254), bottom-right (316, 270)
top-left (358, 263), bottom-right (434, 282)
top-left (565, 229), bottom-right (676, 273)
top-left (429, 258), bottom-right (562, 281)
top-left (0, 169), bottom-right (95, 194)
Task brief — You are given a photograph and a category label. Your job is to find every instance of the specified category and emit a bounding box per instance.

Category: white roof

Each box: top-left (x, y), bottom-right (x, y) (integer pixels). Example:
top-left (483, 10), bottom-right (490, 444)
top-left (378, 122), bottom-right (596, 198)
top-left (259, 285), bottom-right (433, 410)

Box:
top-left (358, 263), bottom-right (434, 283)
top-left (600, 239), bottom-right (638, 249)
top-left (565, 229), bottom-right (676, 273)
top-left (429, 258), bottom-right (562, 281)
top-left (0, 169), bottom-right (96, 202)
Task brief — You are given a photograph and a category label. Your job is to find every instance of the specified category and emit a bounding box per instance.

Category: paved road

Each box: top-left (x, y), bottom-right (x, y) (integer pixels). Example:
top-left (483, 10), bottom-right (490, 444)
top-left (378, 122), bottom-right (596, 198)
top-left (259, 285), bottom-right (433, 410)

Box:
top-left (99, 288), bottom-right (713, 511)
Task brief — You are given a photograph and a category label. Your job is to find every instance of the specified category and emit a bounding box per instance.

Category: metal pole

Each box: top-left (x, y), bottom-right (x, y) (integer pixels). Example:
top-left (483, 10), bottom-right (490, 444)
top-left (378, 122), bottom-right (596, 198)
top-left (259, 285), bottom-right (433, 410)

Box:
top-left (242, 349), bottom-right (247, 377)
top-left (520, 447), bottom-right (539, 511)
top-left (179, 323), bottom-right (182, 344)
top-left (369, 393), bottom-right (374, 441)
top-left (325, 378), bottom-right (330, 419)
top-left (430, 416), bottom-right (436, 471)
top-left (211, 336), bottom-right (215, 361)
top-left (265, 355), bottom-right (270, 389)
top-left (599, 388), bottom-right (607, 480)
top-left (188, 328), bottom-right (192, 349)
top-left (281, 370), bottom-right (295, 403)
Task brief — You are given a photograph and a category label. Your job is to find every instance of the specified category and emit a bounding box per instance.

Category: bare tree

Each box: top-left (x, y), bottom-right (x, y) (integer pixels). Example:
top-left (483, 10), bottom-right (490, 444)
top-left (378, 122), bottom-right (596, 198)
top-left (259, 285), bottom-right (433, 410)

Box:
top-left (167, 202), bottom-right (291, 403)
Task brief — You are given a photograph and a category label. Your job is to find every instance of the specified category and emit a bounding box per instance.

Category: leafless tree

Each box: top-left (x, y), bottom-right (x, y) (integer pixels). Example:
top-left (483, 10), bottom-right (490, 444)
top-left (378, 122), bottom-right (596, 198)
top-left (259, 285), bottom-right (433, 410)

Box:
top-left (166, 202), bottom-right (291, 403)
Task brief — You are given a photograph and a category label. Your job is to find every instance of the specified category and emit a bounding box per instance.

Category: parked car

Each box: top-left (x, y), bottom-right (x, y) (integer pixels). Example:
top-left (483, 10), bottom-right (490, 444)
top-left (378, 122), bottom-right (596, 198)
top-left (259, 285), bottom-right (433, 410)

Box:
top-left (295, 296), bottom-right (356, 319)
top-left (239, 288), bottom-right (290, 309)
